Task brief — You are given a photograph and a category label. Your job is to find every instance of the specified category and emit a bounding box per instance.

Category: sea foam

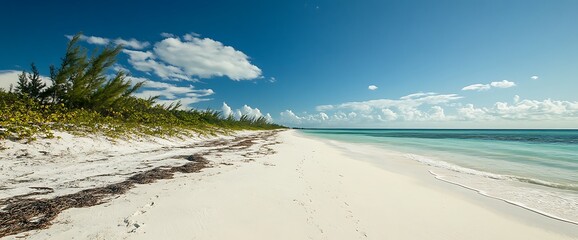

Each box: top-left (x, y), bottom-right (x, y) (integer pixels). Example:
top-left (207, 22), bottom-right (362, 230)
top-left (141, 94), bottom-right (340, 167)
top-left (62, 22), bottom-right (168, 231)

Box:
top-left (406, 153), bottom-right (578, 225)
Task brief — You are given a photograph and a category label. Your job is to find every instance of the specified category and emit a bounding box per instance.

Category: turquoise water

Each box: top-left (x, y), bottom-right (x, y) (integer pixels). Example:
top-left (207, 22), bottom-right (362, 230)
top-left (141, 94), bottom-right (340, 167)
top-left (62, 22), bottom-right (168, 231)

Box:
top-left (302, 129), bottom-right (578, 223)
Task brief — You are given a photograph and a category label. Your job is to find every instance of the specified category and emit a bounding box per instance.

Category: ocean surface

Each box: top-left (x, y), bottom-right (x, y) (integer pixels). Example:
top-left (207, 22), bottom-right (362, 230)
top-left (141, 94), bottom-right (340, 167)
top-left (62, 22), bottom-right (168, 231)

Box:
top-left (302, 129), bottom-right (578, 224)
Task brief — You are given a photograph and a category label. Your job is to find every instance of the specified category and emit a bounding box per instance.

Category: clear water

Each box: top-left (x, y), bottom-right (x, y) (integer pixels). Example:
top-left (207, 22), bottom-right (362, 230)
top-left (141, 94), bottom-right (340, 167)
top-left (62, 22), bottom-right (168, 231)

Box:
top-left (302, 129), bottom-right (578, 223)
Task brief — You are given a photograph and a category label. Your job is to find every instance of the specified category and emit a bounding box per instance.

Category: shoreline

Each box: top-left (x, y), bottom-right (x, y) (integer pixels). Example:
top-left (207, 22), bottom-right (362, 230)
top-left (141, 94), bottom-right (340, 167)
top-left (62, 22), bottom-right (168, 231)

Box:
top-left (428, 170), bottom-right (578, 226)
top-left (301, 130), bottom-right (578, 225)
top-left (2, 130), bottom-right (577, 239)
top-left (300, 130), bottom-right (578, 237)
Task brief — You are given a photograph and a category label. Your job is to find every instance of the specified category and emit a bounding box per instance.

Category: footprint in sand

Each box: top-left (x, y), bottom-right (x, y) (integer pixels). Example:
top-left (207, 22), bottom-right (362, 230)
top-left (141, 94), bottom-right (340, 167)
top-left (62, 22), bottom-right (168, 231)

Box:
top-left (123, 201), bottom-right (155, 233)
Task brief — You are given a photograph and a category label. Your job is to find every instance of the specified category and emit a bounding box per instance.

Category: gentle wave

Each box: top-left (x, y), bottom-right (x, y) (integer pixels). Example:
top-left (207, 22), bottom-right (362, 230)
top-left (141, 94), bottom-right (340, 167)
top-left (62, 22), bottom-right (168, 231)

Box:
top-left (427, 170), bottom-right (578, 225)
top-left (406, 154), bottom-right (578, 192)
top-left (406, 153), bottom-right (578, 224)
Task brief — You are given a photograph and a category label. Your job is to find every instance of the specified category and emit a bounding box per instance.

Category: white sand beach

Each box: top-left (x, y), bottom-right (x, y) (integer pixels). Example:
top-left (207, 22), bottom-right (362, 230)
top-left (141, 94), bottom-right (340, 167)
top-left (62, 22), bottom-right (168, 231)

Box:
top-left (1, 130), bottom-right (577, 239)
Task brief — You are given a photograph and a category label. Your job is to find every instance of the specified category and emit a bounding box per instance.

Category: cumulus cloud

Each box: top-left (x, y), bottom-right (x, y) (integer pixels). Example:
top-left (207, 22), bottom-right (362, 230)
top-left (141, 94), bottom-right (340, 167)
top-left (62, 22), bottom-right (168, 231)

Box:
top-left (457, 104), bottom-right (490, 120)
top-left (491, 99), bottom-right (578, 120)
top-left (429, 106), bottom-right (447, 121)
top-left (222, 103), bottom-right (273, 122)
top-left (531, 75), bottom-right (539, 80)
top-left (368, 85), bottom-right (378, 90)
top-left (67, 34), bottom-right (150, 49)
top-left (455, 98), bottom-right (578, 121)
top-left (123, 49), bottom-right (190, 80)
top-left (222, 102), bottom-right (233, 118)
top-left (241, 105), bottom-right (264, 119)
top-left (278, 92), bottom-right (463, 126)
top-left (462, 84), bottom-right (491, 91)
top-left (326, 92), bottom-right (462, 113)
top-left (381, 108), bottom-right (397, 121)
top-left (121, 34), bottom-right (262, 81)
top-left (277, 93), bottom-right (578, 128)
top-left (490, 80), bottom-right (516, 88)
top-left (280, 110), bottom-right (302, 124)
top-left (152, 35), bottom-right (261, 80)
top-left (130, 77), bottom-right (214, 108)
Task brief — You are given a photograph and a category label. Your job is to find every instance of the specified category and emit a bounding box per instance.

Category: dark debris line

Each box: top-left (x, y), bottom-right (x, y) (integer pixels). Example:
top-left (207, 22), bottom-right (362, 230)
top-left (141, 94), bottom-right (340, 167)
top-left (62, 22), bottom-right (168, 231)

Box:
top-left (0, 154), bottom-right (209, 238)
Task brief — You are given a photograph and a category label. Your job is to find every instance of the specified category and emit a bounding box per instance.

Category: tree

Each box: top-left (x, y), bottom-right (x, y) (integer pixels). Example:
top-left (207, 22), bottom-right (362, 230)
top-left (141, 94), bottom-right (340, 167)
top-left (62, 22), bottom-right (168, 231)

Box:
top-left (14, 63), bottom-right (46, 99)
top-left (45, 33), bottom-right (143, 110)
top-left (27, 63), bottom-right (46, 99)
top-left (15, 70), bottom-right (29, 95)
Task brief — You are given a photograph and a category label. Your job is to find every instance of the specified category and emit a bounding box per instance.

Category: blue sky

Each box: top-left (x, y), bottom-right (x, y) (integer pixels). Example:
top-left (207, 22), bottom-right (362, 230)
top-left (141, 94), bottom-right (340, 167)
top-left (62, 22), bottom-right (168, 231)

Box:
top-left (1, 0), bottom-right (578, 128)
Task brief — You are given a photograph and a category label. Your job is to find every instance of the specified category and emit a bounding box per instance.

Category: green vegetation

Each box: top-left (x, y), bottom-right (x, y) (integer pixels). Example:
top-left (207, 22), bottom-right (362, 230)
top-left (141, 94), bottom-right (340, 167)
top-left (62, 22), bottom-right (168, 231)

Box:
top-left (0, 34), bottom-right (284, 142)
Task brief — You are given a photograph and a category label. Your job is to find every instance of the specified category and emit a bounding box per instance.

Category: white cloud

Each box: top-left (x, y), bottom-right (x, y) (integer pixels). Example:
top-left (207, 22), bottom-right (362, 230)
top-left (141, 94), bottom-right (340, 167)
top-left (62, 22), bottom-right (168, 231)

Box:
top-left (429, 106), bottom-right (447, 121)
top-left (491, 99), bottom-right (578, 120)
top-left (381, 108), bottom-right (397, 121)
top-left (120, 34), bottom-right (262, 81)
top-left (315, 105), bottom-right (334, 112)
top-left (276, 93), bottom-right (578, 128)
top-left (222, 103), bottom-right (273, 122)
top-left (153, 36), bottom-right (262, 80)
top-left (0, 70), bottom-right (51, 91)
top-left (183, 32), bottom-right (202, 40)
top-left (531, 75), bottom-right (539, 80)
top-left (277, 92), bottom-right (463, 126)
top-left (368, 85), bottom-right (378, 90)
top-left (114, 38), bottom-right (150, 49)
top-left (280, 110), bottom-right (302, 124)
top-left (67, 34), bottom-right (150, 50)
top-left (462, 80), bottom-right (516, 91)
top-left (123, 50), bottom-right (190, 80)
top-left (399, 92), bottom-right (436, 100)
top-left (0, 70), bottom-right (23, 90)
top-left (222, 102), bottom-right (233, 118)
top-left (462, 83), bottom-right (491, 91)
top-left (455, 99), bottom-right (578, 121)
top-left (457, 104), bottom-right (491, 120)
top-left (490, 80), bottom-right (516, 88)
top-left (160, 32), bottom-right (175, 38)
top-left (66, 34), bottom-right (110, 45)
top-left (112, 64), bottom-right (130, 73)
top-left (325, 92), bottom-right (462, 114)
top-left (130, 77), bottom-right (214, 108)
top-left (241, 105), bottom-right (264, 119)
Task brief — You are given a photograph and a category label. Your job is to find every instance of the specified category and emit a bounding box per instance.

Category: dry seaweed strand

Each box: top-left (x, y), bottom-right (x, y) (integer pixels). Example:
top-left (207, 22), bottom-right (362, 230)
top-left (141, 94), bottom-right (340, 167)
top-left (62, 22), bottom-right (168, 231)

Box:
top-left (0, 154), bottom-right (209, 238)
